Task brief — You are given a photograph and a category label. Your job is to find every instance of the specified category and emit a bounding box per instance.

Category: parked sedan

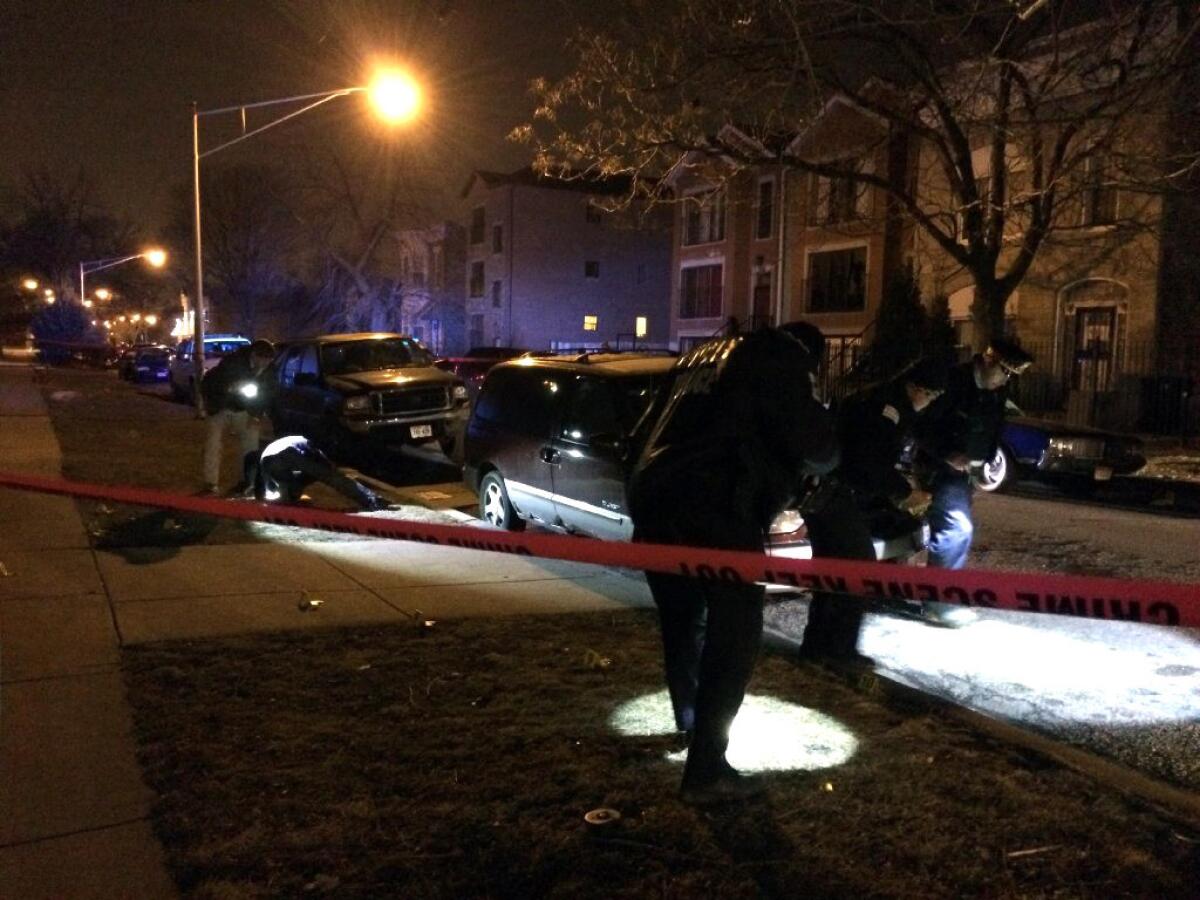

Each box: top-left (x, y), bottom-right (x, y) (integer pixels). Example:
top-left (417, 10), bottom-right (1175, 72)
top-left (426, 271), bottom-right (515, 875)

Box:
top-left (127, 345), bottom-right (172, 383)
top-left (269, 333), bottom-right (469, 462)
top-left (434, 346), bottom-right (529, 401)
top-left (973, 416), bottom-right (1146, 492)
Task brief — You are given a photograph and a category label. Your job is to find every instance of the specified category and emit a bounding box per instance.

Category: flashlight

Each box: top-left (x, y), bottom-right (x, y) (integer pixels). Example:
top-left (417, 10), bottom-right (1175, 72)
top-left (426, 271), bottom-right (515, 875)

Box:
top-left (237, 382), bottom-right (259, 399)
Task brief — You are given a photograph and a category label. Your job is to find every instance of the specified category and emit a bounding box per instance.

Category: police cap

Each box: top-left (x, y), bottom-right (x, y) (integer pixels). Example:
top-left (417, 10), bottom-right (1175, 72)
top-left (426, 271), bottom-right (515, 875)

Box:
top-left (778, 320), bottom-right (825, 364)
top-left (985, 337), bottom-right (1033, 376)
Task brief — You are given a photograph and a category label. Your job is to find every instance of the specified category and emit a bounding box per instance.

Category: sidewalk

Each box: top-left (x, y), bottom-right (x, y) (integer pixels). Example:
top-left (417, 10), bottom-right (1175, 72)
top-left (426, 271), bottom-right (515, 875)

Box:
top-left (0, 365), bottom-right (650, 898)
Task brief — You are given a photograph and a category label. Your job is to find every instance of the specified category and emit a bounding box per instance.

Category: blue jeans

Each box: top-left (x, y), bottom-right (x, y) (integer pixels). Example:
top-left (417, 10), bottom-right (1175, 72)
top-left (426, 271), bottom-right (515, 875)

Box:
top-left (926, 472), bottom-right (974, 569)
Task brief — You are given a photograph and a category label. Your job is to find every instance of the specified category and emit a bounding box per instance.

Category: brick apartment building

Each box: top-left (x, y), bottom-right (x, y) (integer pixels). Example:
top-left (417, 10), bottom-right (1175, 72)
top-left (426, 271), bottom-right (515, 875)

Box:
top-left (393, 222), bottom-right (466, 356)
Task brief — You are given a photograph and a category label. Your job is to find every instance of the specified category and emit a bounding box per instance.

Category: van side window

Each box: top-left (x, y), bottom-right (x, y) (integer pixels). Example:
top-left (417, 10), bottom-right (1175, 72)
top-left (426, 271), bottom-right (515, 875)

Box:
top-left (280, 347), bottom-right (305, 387)
top-left (475, 368), bottom-right (563, 437)
top-left (561, 377), bottom-right (622, 443)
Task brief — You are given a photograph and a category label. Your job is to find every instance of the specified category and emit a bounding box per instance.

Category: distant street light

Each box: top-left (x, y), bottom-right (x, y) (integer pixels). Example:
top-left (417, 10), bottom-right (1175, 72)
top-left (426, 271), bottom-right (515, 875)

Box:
top-left (21, 278), bottom-right (38, 291)
top-left (144, 314), bottom-right (158, 326)
top-left (95, 288), bottom-right (112, 301)
top-left (190, 64), bottom-right (421, 415)
top-left (79, 248), bottom-right (168, 308)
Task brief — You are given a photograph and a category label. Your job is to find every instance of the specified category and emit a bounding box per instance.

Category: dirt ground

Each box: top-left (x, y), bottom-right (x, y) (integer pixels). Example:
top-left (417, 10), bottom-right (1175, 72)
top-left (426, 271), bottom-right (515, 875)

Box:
top-left (124, 611), bottom-right (1200, 900)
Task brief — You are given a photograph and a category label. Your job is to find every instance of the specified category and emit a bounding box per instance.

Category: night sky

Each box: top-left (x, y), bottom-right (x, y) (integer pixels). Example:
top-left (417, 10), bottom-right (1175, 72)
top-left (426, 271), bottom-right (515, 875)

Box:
top-left (0, 0), bottom-right (591, 227)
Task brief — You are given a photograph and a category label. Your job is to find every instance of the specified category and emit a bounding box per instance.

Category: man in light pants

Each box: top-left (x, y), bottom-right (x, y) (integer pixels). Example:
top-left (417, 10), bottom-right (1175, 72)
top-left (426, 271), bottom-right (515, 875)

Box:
top-left (200, 339), bottom-right (275, 495)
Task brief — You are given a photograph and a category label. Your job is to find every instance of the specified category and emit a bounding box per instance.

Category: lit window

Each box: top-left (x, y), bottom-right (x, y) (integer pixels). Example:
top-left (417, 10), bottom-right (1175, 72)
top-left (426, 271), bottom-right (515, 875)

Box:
top-left (635, 316), bottom-right (647, 338)
top-left (583, 315), bottom-right (598, 331)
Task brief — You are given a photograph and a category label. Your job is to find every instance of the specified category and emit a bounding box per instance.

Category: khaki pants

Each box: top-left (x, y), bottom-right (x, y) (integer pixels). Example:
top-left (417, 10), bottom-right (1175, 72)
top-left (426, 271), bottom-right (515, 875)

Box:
top-left (203, 409), bottom-right (261, 490)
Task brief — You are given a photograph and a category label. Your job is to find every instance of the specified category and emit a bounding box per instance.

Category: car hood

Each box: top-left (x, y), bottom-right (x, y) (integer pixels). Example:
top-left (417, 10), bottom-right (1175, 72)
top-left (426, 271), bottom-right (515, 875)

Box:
top-left (325, 367), bottom-right (457, 392)
top-left (1009, 416), bottom-right (1141, 444)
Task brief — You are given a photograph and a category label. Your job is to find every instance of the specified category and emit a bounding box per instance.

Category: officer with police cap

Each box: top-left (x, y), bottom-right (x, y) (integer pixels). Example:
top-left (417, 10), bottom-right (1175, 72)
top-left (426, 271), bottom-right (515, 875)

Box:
top-left (200, 338), bottom-right (275, 495)
top-left (628, 320), bottom-right (838, 805)
top-left (914, 337), bottom-right (1033, 621)
top-left (800, 355), bottom-right (948, 659)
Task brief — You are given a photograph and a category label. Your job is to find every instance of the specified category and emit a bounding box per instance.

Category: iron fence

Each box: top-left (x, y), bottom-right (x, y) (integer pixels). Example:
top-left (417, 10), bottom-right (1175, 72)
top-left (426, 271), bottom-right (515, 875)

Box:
top-left (1008, 337), bottom-right (1198, 437)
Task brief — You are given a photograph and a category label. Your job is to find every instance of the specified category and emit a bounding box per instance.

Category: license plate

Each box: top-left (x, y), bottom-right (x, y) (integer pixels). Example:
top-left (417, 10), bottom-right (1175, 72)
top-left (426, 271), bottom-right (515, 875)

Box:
top-left (1094, 465), bottom-right (1113, 481)
top-left (410, 424), bottom-right (433, 439)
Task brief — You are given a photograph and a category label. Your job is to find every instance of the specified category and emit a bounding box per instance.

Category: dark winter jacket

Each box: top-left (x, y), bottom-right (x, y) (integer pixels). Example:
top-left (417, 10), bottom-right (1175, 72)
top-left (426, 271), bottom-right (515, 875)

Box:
top-left (914, 357), bottom-right (1008, 469)
top-left (629, 328), bottom-right (838, 539)
top-left (200, 347), bottom-right (271, 415)
top-left (835, 380), bottom-right (917, 504)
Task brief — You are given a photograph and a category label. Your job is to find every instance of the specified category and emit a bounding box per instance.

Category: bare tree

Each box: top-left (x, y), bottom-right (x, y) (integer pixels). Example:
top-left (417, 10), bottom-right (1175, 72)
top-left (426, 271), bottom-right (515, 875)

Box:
top-left (169, 164), bottom-right (300, 337)
top-left (517, 0), bottom-right (1200, 344)
top-left (291, 147), bottom-right (441, 334)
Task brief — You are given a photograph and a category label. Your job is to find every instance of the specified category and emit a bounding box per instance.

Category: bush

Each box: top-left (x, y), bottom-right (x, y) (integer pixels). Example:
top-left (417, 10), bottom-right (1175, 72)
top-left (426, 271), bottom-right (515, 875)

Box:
top-left (32, 300), bottom-right (104, 364)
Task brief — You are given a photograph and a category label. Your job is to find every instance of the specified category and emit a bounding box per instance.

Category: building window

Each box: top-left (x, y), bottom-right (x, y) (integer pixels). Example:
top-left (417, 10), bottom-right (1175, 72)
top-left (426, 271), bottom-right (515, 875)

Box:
top-left (469, 262), bottom-right (485, 297)
top-left (583, 314), bottom-right (598, 331)
top-left (432, 245), bottom-right (444, 290)
top-left (635, 316), bottom-right (647, 338)
top-left (469, 314), bottom-right (484, 349)
top-left (585, 202), bottom-right (603, 223)
top-left (491, 280), bottom-right (502, 308)
top-left (470, 206), bottom-right (486, 245)
top-left (636, 263), bottom-right (646, 284)
top-left (682, 189), bottom-right (727, 246)
top-left (811, 162), bottom-right (870, 226)
top-left (492, 223), bottom-right (503, 253)
top-left (756, 178), bottom-right (774, 240)
top-left (679, 264), bottom-right (723, 319)
top-left (807, 247), bottom-right (866, 313)
top-left (584, 260), bottom-right (600, 279)
top-left (1082, 158), bottom-right (1118, 227)
top-left (955, 175), bottom-right (993, 242)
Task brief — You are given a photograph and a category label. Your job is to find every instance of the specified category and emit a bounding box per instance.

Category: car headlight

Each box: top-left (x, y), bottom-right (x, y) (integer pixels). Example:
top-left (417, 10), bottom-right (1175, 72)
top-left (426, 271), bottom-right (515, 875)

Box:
top-left (768, 509), bottom-right (804, 536)
top-left (236, 382), bottom-right (259, 399)
top-left (342, 395), bottom-right (373, 415)
top-left (452, 384), bottom-right (469, 402)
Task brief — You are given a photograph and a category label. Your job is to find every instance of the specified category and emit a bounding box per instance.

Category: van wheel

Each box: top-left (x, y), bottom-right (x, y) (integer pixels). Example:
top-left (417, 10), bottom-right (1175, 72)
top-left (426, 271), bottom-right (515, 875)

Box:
top-left (480, 471), bottom-right (525, 531)
top-left (973, 447), bottom-right (1012, 493)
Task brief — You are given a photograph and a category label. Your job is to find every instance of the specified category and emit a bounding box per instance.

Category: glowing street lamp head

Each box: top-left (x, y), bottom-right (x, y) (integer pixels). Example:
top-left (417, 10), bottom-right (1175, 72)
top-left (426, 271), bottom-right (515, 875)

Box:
top-left (95, 288), bottom-right (112, 301)
top-left (22, 278), bottom-right (38, 291)
top-left (145, 314), bottom-right (158, 326)
top-left (143, 248), bottom-right (167, 268)
top-left (369, 69), bottom-right (422, 124)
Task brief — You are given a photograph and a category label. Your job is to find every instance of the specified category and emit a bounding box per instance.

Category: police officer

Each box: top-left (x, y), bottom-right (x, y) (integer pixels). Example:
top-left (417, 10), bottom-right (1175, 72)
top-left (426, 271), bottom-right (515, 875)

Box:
top-left (914, 338), bottom-right (1033, 618)
top-left (200, 339), bottom-right (275, 495)
top-left (628, 321), bottom-right (838, 804)
top-left (800, 356), bottom-right (948, 659)
top-left (254, 435), bottom-right (390, 510)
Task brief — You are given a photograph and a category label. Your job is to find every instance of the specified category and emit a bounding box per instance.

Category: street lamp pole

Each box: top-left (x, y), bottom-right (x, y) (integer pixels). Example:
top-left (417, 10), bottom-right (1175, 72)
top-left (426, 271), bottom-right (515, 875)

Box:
top-left (189, 71), bottom-right (421, 416)
top-left (78, 251), bottom-right (167, 309)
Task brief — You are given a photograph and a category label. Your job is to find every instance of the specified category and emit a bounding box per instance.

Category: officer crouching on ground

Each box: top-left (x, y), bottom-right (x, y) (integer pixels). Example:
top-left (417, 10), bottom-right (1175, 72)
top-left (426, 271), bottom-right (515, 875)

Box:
top-left (914, 337), bottom-right (1033, 593)
top-left (628, 321), bottom-right (838, 805)
top-left (800, 356), bottom-right (948, 660)
top-left (200, 339), bottom-right (275, 496)
top-left (254, 435), bottom-right (390, 511)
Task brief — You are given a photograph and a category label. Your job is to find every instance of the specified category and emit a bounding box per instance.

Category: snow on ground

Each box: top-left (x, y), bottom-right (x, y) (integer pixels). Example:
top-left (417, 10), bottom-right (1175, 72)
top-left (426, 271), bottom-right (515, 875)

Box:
top-left (767, 492), bottom-right (1200, 790)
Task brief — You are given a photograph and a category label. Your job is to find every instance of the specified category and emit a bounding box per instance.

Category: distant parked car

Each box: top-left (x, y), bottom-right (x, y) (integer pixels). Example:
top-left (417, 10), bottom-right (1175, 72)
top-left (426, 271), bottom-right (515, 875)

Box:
top-left (127, 345), bottom-right (172, 384)
top-left (463, 351), bottom-right (927, 562)
top-left (973, 415), bottom-right (1146, 492)
top-left (268, 332), bottom-right (469, 463)
top-left (434, 346), bottom-right (530, 401)
top-left (169, 334), bottom-right (252, 401)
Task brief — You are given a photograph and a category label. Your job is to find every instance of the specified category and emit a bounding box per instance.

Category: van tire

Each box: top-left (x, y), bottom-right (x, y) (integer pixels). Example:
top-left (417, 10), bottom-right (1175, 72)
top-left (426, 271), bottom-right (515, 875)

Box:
top-left (480, 471), bottom-right (525, 531)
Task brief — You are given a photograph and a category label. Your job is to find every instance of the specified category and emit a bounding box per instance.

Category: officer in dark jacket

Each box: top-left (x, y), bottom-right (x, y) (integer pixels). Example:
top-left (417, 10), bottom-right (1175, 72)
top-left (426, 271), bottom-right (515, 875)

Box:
top-left (628, 322), bottom-right (838, 804)
top-left (914, 338), bottom-right (1033, 579)
top-left (255, 435), bottom-right (390, 510)
top-left (800, 356), bottom-right (947, 658)
top-left (201, 339), bottom-right (275, 495)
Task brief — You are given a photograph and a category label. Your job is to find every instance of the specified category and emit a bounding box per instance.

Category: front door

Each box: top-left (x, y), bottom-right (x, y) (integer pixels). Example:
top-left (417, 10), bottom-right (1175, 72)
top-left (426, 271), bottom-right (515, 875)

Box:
top-left (751, 269), bottom-right (773, 329)
top-left (1071, 307), bottom-right (1116, 392)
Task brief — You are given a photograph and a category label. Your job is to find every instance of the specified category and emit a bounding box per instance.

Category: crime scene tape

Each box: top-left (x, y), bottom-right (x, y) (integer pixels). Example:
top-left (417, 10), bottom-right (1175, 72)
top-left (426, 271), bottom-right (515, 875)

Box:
top-left (1, 470), bottom-right (1197, 628)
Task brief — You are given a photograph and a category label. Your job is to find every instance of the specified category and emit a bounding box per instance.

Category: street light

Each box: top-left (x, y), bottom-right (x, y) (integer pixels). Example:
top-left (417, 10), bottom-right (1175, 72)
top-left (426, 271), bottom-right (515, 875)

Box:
top-left (22, 278), bottom-right (38, 291)
top-left (190, 65), bottom-right (421, 415)
top-left (95, 288), bottom-right (112, 301)
top-left (79, 248), bottom-right (167, 308)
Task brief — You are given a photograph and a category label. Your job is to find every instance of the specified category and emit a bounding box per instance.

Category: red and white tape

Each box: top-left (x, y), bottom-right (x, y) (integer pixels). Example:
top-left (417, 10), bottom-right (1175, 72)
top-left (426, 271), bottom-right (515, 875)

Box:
top-left (1, 470), bottom-right (1197, 628)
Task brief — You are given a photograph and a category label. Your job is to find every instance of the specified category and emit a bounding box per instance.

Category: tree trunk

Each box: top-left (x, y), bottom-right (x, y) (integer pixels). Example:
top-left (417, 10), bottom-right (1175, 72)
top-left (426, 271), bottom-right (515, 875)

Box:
top-left (970, 280), bottom-right (1012, 349)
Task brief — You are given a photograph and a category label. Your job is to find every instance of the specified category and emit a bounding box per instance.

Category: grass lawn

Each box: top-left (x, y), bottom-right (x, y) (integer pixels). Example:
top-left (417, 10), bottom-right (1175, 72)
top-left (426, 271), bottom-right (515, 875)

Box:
top-left (125, 610), bottom-right (1200, 899)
